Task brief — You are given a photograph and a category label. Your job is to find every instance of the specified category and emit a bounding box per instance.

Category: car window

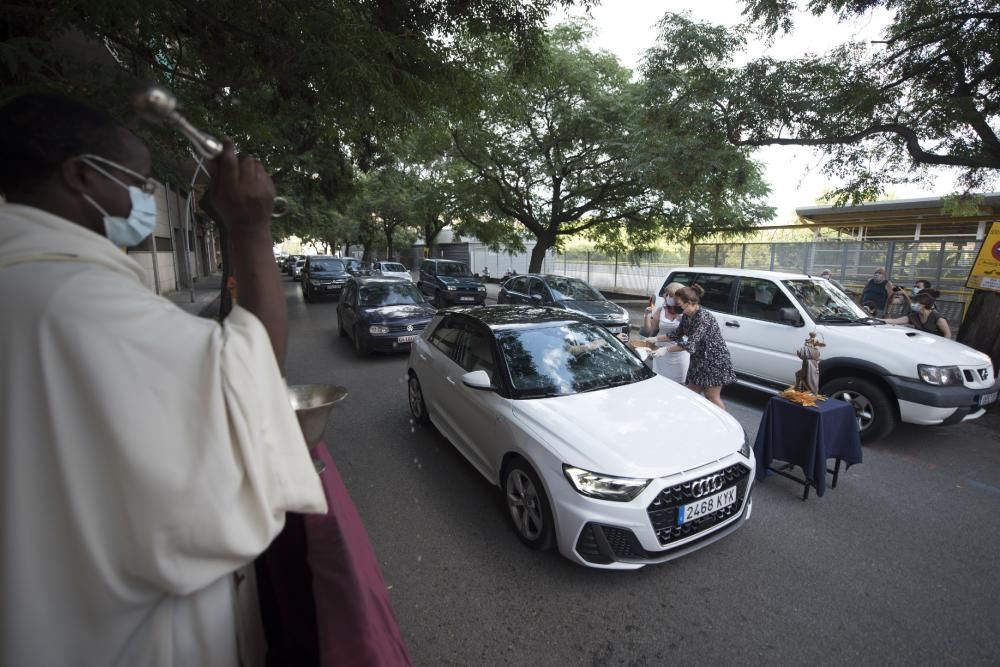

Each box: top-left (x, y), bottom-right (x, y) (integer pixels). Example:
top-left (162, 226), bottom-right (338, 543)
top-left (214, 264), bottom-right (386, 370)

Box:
top-left (308, 260), bottom-right (344, 273)
top-left (735, 278), bottom-right (794, 322)
top-left (528, 279), bottom-right (547, 300)
top-left (547, 277), bottom-right (602, 301)
top-left (382, 262), bottom-right (407, 272)
top-left (783, 279), bottom-right (868, 321)
top-left (661, 272), bottom-right (696, 297)
top-left (437, 262), bottom-right (471, 277)
top-left (508, 276), bottom-right (527, 293)
top-left (496, 323), bottom-right (653, 399)
top-left (359, 282), bottom-right (425, 307)
top-left (692, 274), bottom-right (735, 312)
top-left (428, 317), bottom-right (467, 364)
top-left (457, 328), bottom-right (496, 376)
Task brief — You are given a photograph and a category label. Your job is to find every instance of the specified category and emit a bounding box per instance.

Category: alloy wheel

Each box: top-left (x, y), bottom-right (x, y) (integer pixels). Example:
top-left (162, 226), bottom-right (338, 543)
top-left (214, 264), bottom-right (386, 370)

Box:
top-left (830, 389), bottom-right (874, 431)
top-left (505, 469), bottom-right (544, 541)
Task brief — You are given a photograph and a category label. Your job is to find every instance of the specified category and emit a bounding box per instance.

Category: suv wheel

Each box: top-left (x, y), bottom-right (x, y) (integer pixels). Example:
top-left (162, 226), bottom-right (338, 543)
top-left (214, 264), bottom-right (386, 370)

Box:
top-left (502, 458), bottom-right (554, 550)
top-left (821, 377), bottom-right (897, 442)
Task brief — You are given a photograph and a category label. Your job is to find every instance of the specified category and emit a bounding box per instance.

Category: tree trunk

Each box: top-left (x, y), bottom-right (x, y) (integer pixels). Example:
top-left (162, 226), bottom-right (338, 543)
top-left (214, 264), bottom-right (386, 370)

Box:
top-left (957, 290), bottom-right (1000, 373)
top-left (528, 237), bottom-right (552, 273)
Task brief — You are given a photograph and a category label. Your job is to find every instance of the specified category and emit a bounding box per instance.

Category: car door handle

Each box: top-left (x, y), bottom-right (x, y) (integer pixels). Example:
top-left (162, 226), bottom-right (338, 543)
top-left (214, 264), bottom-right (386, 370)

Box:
top-left (419, 353), bottom-right (427, 361)
top-left (446, 376), bottom-right (456, 385)
top-left (725, 321), bottom-right (740, 328)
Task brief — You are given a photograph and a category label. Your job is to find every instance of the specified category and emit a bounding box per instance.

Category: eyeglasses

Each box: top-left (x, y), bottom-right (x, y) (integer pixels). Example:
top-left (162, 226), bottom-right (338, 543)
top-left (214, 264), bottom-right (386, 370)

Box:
top-left (77, 154), bottom-right (157, 195)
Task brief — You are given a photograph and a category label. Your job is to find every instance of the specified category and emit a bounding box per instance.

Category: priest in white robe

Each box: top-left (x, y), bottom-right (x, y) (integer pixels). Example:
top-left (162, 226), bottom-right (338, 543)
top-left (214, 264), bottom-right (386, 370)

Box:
top-left (0, 94), bottom-right (327, 666)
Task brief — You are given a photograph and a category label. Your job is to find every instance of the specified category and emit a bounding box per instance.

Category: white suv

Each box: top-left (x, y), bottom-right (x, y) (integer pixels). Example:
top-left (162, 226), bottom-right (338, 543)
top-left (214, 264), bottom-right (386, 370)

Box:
top-left (654, 267), bottom-right (998, 441)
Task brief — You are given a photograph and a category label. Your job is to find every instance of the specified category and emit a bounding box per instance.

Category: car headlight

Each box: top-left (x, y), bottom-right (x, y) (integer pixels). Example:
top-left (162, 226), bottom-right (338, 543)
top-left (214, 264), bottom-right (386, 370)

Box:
top-left (740, 429), bottom-right (752, 459)
top-left (563, 465), bottom-right (650, 502)
top-left (446, 285), bottom-right (457, 291)
top-left (918, 364), bottom-right (963, 386)
top-left (308, 279), bottom-right (321, 286)
top-left (368, 325), bottom-right (389, 334)
top-left (478, 286), bottom-right (486, 291)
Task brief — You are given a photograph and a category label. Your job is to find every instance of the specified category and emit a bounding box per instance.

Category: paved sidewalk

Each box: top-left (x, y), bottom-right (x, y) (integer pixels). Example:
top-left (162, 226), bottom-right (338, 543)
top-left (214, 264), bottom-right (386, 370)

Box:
top-left (163, 272), bottom-right (223, 318)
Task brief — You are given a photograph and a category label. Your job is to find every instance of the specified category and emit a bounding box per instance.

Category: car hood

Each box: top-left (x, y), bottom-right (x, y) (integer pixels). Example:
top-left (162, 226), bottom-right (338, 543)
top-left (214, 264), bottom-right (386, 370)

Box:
top-left (561, 299), bottom-right (628, 321)
top-left (364, 303), bottom-right (436, 321)
top-left (437, 275), bottom-right (482, 288)
top-left (512, 377), bottom-right (744, 479)
top-left (819, 322), bottom-right (993, 369)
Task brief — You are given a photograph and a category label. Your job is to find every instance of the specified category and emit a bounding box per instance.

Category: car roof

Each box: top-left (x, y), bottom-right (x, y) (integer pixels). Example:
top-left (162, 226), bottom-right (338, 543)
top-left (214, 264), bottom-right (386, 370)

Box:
top-left (306, 255), bottom-right (341, 261)
top-left (428, 258), bottom-right (465, 264)
top-left (669, 266), bottom-right (814, 281)
top-left (448, 305), bottom-right (592, 330)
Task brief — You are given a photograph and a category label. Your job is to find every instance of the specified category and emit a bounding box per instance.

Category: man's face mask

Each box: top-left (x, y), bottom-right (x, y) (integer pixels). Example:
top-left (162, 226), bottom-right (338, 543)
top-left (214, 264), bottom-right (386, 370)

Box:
top-left (77, 154), bottom-right (157, 247)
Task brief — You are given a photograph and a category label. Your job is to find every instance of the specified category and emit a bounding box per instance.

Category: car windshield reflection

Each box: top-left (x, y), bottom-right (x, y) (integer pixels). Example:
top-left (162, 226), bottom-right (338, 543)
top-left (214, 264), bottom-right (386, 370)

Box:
top-left (497, 323), bottom-right (653, 398)
top-left (438, 262), bottom-right (472, 277)
top-left (360, 282), bottom-right (425, 307)
top-left (310, 261), bottom-right (345, 273)
top-left (547, 277), bottom-right (603, 301)
top-left (782, 279), bottom-right (867, 322)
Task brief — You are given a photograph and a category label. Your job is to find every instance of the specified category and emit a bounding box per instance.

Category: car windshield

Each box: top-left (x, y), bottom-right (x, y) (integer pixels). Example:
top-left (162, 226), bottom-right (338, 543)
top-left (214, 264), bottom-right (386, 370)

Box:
top-left (496, 323), bottom-right (653, 399)
top-left (546, 277), bottom-right (603, 301)
top-left (359, 282), bottom-right (425, 307)
top-left (437, 262), bottom-right (472, 277)
top-left (309, 260), bottom-right (344, 272)
top-left (381, 262), bottom-right (407, 272)
top-left (782, 279), bottom-right (868, 321)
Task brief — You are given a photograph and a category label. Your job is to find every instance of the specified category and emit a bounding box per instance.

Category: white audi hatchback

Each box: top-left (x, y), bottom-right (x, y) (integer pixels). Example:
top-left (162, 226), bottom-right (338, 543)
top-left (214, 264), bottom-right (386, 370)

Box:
top-left (406, 305), bottom-right (755, 569)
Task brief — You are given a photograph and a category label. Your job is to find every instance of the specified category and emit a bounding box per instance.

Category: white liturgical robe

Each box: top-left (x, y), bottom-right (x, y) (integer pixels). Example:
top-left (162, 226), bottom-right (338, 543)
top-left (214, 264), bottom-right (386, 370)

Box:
top-left (0, 204), bottom-right (328, 666)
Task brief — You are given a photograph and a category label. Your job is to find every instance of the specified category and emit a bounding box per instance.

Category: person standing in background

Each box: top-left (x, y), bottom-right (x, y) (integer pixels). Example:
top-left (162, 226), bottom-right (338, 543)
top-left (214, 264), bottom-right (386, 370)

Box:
top-left (643, 282), bottom-right (690, 384)
top-left (861, 267), bottom-right (894, 316)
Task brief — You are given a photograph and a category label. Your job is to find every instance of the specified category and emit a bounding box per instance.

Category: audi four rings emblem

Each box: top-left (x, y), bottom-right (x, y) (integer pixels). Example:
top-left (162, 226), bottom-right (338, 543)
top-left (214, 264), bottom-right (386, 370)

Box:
top-left (406, 324), bottom-right (414, 332)
top-left (691, 474), bottom-right (725, 498)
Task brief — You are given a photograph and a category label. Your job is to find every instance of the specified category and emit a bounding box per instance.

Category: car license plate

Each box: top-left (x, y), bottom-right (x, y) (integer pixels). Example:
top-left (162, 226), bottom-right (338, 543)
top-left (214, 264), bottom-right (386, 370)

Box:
top-left (396, 335), bottom-right (418, 344)
top-left (677, 486), bottom-right (737, 525)
top-left (459, 296), bottom-right (475, 302)
top-left (978, 391), bottom-right (998, 406)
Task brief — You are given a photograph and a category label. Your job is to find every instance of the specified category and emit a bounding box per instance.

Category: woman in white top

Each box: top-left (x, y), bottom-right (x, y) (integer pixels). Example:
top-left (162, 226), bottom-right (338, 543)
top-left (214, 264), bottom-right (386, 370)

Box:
top-left (643, 282), bottom-right (690, 384)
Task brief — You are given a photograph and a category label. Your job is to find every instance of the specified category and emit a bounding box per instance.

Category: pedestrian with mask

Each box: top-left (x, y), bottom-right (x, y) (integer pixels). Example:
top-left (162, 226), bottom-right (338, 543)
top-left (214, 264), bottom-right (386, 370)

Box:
top-left (883, 289), bottom-right (952, 337)
top-left (663, 284), bottom-right (735, 410)
top-left (0, 94), bottom-right (326, 665)
top-left (642, 282), bottom-right (690, 384)
top-left (861, 267), bottom-right (894, 316)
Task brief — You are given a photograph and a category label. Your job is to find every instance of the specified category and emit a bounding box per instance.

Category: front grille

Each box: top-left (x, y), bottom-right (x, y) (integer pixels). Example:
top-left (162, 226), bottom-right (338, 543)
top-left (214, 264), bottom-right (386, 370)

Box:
top-left (647, 463), bottom-right (752, 546)
top-left (387, 322), bottom-right (427, 334)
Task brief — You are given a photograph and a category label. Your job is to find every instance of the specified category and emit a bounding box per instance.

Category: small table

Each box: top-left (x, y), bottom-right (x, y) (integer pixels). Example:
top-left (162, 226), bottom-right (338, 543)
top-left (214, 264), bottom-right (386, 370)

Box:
top-left (752, 396), bottom-right (862, 500)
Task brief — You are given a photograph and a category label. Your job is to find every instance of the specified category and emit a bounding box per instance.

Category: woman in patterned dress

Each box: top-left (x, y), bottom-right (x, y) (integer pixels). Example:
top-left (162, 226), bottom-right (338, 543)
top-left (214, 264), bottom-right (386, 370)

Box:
top-left (664, 284), bottom-right (735, 410)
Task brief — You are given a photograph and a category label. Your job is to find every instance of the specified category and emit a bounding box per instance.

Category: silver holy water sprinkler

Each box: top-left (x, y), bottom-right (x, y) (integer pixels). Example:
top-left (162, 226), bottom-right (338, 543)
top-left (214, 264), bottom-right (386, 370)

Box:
top-left (131, 84), bottom-right (224, 159)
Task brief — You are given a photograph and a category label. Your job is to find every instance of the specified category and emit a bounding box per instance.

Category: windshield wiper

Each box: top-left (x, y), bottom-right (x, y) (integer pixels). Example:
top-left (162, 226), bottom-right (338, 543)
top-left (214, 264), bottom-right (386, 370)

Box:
top-left (814, 314), bottom-right (858, 323)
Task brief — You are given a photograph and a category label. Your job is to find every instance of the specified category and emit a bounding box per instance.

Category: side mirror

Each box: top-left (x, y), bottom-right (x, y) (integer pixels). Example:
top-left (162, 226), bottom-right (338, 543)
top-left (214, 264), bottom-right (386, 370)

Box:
top-left (462, 369), bottom-right (494, 390)
top-left (780, 307), bottom-right (804, 326)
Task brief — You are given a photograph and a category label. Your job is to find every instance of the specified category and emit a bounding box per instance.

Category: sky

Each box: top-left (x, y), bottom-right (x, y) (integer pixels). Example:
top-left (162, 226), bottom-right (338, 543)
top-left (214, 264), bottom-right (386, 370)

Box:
top-left (554, 0), bottom-right (956, 224)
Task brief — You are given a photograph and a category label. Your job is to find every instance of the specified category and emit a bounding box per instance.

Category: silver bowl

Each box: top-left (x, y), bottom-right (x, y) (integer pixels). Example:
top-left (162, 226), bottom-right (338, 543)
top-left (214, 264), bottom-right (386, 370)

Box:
top-left (287, 383), bottom-right (348, 448)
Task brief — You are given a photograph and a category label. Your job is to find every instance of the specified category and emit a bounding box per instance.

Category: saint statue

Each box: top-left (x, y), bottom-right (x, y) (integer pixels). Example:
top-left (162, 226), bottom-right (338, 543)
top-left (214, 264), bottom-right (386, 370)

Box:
top-left (794, 332), bottom-right (825, 395)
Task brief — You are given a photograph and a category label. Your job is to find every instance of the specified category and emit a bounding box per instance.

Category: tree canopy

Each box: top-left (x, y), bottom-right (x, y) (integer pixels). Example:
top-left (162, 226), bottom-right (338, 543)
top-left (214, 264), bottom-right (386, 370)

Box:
top-left (450, 20), bottom-right (773, 272)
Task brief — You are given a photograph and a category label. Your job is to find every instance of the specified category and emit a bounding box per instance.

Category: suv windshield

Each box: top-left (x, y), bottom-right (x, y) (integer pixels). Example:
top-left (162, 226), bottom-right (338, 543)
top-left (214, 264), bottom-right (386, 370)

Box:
top-left (547, 277), bottom-right (603, 301)
top-left (309, 260), bottom-right (344, 273)
top-left (782, 279), bottom-right (868, 321)
top-left (496, 323), bottom-right (653, 398)
top-left (359, 282), bottom-right (425, 307)
top-left (436, 262), bottom-right (472, 277)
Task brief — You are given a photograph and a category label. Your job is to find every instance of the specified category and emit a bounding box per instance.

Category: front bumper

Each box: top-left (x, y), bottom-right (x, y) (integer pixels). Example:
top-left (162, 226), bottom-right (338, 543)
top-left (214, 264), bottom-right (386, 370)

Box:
top-left (441, 289), bottom-right (486, 305)
top-left (365, 323), bottom-right (430, 352)
top-left (549, 454), bottom-right (755, 570)
top-left (888, 375), bottom-right (999, 425)
top-left (306, 282), bottom-right (346, 296)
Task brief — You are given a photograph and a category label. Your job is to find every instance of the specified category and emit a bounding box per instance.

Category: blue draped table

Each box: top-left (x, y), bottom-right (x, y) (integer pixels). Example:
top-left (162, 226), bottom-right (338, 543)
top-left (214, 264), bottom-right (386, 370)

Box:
top-left (752, 396), bottom-right (862, 499)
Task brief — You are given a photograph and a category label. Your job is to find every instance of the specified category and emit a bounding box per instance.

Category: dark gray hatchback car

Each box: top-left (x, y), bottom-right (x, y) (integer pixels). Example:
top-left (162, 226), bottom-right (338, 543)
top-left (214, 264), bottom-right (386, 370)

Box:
top-left (417, 259), bottom-right (487, 308)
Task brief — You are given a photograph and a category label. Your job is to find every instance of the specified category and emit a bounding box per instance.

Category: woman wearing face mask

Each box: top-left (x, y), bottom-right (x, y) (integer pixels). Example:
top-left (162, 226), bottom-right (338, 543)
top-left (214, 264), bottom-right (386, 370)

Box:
top-left (642, 282), bottom-right (689, 384)
top-left (861, 267), bottom-right (894, 316)
top-left (883, 290), bottom-right (952, 337)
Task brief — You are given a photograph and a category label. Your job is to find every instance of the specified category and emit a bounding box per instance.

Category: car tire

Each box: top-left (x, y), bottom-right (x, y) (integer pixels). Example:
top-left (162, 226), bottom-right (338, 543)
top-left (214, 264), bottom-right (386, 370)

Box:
top-left (502, 457), bottom-right (555, 551)
top-left (821, 376), bottom-right (897, 443)
top-left (353, 326), bottom-right (369, 357)
top-left (337, 313), bottom-right (346, 337)
top-left (303, 286), bottom-right (312, 302)
top-left (408, 373), bottom-right (430, 424)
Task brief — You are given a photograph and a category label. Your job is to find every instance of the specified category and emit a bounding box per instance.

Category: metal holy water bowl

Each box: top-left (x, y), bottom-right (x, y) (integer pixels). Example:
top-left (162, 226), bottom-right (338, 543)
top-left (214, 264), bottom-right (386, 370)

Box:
top-left (287, 384), bottom-right (348, 450)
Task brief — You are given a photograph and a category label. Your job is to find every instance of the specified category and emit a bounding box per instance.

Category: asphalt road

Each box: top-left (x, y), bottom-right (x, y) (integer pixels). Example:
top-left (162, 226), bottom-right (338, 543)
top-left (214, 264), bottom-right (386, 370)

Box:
top-left (281, 278), bottom-right (1000, 666)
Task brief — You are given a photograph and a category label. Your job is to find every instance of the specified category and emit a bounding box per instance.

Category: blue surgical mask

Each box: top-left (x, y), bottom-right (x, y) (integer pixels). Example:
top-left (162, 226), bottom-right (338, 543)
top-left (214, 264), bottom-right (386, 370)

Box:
top-left (665, 297), bottom-right (675, 306)
top-left (911, 287), bottom-right (920, 296)
top-left (910, 303), bottom-right (920, 312)
top-left (78, 155), bottom-right (158, 247)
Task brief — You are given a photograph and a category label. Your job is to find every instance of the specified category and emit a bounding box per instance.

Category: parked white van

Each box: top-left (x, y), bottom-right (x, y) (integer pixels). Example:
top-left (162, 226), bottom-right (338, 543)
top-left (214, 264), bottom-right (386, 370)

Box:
top-left (653, 267), bottom-right (998, 441)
